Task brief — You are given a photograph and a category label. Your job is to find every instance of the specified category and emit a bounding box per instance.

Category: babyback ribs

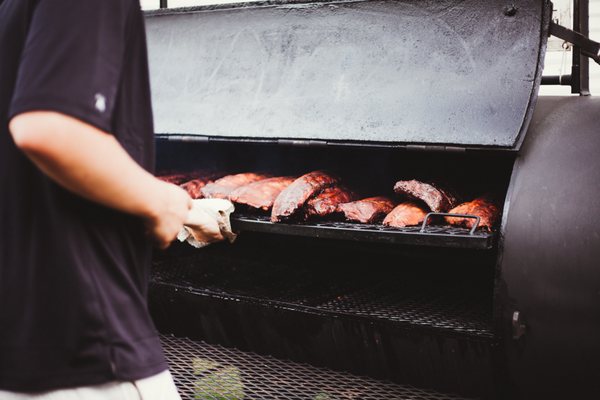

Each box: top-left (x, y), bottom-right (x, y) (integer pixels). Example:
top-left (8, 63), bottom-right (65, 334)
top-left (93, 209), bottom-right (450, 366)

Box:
top-left (229, 177), bottom-right (296, 211)
top-left (201, 173), bottom-right (270, 199)
top-left (445, 198), bottom-right (499, 231)
top-left (383, 201), bottom-right (428, 228)
top-left (157, 172), bottom-right (199, 185)
top-left (393, 180), bottom-right (458, 212)
top-left (271, 171), bottom-right (338, 222)
top-left (180, 178), bottom-right (214, 199)
top-left (305, 186), bottom-right (356, 218)
top-left (337, 197), bottom-right (395, 224)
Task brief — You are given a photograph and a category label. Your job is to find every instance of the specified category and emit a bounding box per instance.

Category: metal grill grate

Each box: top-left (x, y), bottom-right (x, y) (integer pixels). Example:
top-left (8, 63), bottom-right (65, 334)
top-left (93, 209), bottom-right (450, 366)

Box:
top-left (161, 334), bottom-right (476, 400)
top-left (231, 215), bottom-right (495, 250)
top-left (152, 254), bottom-right (493, 338)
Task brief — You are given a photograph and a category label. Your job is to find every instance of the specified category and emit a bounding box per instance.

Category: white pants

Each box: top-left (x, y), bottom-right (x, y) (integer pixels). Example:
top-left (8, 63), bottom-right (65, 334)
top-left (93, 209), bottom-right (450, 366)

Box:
top-left (0, 370), bottom-right (181, 400)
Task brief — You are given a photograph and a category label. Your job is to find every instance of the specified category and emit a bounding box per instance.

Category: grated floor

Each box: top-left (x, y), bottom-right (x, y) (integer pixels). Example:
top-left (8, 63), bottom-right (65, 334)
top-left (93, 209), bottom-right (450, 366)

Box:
top-left (161, 334), bottom-right (476, 400)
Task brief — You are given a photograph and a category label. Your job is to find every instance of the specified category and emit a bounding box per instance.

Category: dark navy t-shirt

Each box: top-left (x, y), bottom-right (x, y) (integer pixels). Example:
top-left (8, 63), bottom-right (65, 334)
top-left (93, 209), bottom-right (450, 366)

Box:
top-left (0, 0), bottom-right (166, 392)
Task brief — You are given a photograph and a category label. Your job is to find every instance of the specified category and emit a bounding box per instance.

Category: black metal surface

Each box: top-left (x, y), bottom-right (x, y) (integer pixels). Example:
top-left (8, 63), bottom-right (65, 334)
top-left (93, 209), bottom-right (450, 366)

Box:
top-left (231, 214), bottom-right (495, 250)
top-left (160, 334), bottom-right (476, 400)
top-left (540, 74), bottom-right (572, 85)
top-left (550, 21), bottom-right (600, 64)
top-left (498, 96), bottom-right (600, 399)
top-left (152, 250), bottom-right (494, 338)
top-left (145, 0), bottom-right (549, 149)
top-left (571, 0), bottom-right (591, 94)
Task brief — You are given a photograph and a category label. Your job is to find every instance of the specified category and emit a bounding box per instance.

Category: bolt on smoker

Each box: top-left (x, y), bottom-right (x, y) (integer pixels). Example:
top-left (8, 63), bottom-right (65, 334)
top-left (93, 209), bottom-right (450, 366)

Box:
top-left (144, 0), bottom-right (600, 398)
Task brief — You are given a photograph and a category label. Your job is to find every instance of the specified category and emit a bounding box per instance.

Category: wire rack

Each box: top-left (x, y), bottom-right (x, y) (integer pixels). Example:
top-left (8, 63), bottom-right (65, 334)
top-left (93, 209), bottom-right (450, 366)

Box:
top-left (161, 334), bottom-right (476, 400)
top-left (152, 253), bottom-right (493, 338)
top-left (230, 214), bottom-right (495, 250)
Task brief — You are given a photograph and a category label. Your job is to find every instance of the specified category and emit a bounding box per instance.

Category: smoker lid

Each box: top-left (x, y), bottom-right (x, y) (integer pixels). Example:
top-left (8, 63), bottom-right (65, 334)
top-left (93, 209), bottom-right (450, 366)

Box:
top-left (145, 0), bottom-right (550, 150)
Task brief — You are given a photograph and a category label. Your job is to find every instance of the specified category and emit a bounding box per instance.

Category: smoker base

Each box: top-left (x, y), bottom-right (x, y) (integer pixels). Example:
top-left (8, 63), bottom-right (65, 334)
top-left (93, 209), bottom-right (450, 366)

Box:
top-left (150, 238), bottom-right (499, 397)
top-left (160, 334), bottom-right (476, 400)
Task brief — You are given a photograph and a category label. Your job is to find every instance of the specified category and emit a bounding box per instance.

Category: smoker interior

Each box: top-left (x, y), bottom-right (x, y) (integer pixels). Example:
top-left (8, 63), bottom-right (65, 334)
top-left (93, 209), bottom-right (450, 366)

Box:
top-left (151, 139), bottom-right (515, 398)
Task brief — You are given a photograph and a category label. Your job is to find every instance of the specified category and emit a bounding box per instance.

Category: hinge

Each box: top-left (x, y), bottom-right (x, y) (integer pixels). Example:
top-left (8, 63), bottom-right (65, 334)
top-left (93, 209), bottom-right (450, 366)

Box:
top-left (277, 139), bottom-right (327, 147)
top-left (549, 22), bottom-right (600, 65)
top-left (512, 311), bottom-right (527, 340)
top-left (405, 144), bottom-right (467, 153)
top-left (162, 134), bottom-right (209, 143)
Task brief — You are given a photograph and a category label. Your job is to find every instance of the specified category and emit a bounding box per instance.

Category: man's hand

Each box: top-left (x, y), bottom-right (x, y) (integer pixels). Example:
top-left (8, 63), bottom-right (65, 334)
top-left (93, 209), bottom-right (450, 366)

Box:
top-left (146, 182), bottom-right (192, 249)
top-left (10, 111), bottom-right (193, 249)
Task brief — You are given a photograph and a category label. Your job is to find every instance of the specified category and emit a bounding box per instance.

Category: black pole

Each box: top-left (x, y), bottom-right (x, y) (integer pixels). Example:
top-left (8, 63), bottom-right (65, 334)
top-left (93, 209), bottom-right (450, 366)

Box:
top-left (571, 0), bottom-right (590, 95)
top-left (579, 0), bottom-right (590, 95)
top-left (160, 0), bottom-right (168, 8)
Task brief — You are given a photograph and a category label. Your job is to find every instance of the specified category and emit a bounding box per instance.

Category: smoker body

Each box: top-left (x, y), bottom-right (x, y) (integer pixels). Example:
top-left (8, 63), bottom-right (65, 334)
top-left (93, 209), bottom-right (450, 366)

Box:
top-left (498, 95), bottom-right (600, 399)
top-left (144, 1), bottom-right (600, 398)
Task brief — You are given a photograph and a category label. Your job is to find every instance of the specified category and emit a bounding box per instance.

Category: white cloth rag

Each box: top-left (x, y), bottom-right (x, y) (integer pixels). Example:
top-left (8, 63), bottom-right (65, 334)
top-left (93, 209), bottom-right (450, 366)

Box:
top-left (177, 199), bottom-right (237, 248)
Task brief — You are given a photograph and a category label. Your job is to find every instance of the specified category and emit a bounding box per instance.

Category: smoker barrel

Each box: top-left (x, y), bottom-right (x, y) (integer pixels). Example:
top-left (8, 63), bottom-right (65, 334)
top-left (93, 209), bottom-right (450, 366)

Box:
top-left (143, 1), bottom-right (600, 399)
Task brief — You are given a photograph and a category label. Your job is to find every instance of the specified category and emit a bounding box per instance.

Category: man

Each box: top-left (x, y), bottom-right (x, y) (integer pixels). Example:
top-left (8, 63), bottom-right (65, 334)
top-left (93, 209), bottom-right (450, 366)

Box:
top-left (0, 0), bottom-right (204, 397)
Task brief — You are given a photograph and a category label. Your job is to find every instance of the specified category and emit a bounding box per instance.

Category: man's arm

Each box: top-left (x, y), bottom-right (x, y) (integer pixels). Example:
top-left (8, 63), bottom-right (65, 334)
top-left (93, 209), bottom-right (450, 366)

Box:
top-left (9, 111), bottom-right (191, 248)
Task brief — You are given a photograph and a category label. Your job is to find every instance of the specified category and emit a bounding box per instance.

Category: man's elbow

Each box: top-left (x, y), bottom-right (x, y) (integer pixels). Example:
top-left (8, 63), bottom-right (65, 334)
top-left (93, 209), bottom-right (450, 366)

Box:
top-left (9, 112), bottom-right (61, 155)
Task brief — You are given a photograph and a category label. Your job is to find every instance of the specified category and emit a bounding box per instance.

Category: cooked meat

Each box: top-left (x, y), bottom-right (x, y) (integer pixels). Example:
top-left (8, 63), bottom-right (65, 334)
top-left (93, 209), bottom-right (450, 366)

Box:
top-left (180, 178), bottom-right (214, 199)
top-left (445, 198), bottom-right (499, 231)
top-left (383, 201), bottom-right (428, 228)
top-left (305, 186), bottom-right (356, 218)
top-left (157, 173), bottom-right (199, 185)
top-left (271, 171), bottom-right (338, 222)
top-left (337, 197), bottom-right (395, 224)
top-left (393, 180), bottom-right (458, 212)
top-left (229, 177), bottom-right (296, 211)
top-left (201, 173), bottom-right (270, 199)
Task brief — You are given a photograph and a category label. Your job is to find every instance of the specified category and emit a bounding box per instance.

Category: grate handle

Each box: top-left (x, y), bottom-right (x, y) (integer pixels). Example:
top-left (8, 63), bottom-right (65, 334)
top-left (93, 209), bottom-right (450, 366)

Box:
top-left (420, 212), bottom-right (481, 235)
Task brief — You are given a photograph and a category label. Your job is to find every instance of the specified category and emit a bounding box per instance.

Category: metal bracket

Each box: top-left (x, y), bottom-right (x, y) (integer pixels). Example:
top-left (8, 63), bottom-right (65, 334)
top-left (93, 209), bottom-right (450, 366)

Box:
top-left (512, 311), bottom-right (527, 340)
top-left (420, 213), bottom-right (481, 235)
top-left (549, 21), bottom-right (600, 65)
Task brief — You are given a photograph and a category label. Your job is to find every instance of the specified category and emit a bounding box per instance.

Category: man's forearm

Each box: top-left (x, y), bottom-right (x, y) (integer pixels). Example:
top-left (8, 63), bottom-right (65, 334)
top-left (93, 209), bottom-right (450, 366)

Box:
top-left (9, 111), bottom-right (168, 220)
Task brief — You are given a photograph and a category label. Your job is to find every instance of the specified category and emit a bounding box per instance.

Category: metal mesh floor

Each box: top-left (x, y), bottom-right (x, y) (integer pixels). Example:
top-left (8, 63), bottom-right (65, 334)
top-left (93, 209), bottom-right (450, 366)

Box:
top-left (161, 334), bottom-right (475, 400)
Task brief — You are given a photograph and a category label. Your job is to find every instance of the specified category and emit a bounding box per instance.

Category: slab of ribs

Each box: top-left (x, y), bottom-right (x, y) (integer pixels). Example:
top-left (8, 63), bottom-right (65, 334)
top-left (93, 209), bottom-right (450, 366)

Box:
top-left (383, 201), bottom-right (428, 228)
top-left (201, 173), bottom-right (270, 199)
top-left (305, 186), bottom-right (356, 218)
top-left (271, 171), bottom-right (339, 222)
top-left (337, 197), bottom-right (395, 224)
top-left (229, 177), bottom-right (296, 211)
top-left (180, 177), bottom-right (215, 199)
top-left (445, 198), bottom-right (499, 231)
top-left (157, 172), bottom-right (203, 185)
top-left (393, 180), bottom-right (458, 212)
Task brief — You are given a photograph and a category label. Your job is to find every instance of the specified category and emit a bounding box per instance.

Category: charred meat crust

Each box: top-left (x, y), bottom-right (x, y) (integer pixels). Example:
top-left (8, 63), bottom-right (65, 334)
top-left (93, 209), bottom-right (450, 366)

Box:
top-left (305, 185), bottom-right (356, 218)
top-left (337, 196), bottom-right (396, 224)
top-left (271, 171), bottom-right (339, 222)
top-left (393, 180), bottom-right (458, 212)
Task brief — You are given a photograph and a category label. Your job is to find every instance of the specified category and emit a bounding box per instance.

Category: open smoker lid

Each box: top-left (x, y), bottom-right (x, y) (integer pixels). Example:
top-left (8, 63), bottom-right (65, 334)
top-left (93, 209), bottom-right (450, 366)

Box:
top-left (145, 0), bottom-right (550, 150)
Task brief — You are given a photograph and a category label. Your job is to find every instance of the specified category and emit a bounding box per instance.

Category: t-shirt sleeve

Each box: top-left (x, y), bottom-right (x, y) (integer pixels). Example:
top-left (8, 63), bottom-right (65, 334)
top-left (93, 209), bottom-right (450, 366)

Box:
top-left (9, 0), bottom-right (133, 133)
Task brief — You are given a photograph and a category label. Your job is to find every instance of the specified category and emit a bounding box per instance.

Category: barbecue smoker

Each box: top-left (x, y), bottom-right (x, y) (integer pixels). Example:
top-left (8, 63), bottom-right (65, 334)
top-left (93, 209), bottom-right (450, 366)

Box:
top-left (144, 1), bottom-right (600, 398)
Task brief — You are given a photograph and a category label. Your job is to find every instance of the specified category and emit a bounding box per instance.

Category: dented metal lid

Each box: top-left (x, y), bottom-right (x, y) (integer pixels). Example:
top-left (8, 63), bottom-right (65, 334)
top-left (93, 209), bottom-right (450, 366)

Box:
top-left (145, 0), bottom-right (550, 149)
